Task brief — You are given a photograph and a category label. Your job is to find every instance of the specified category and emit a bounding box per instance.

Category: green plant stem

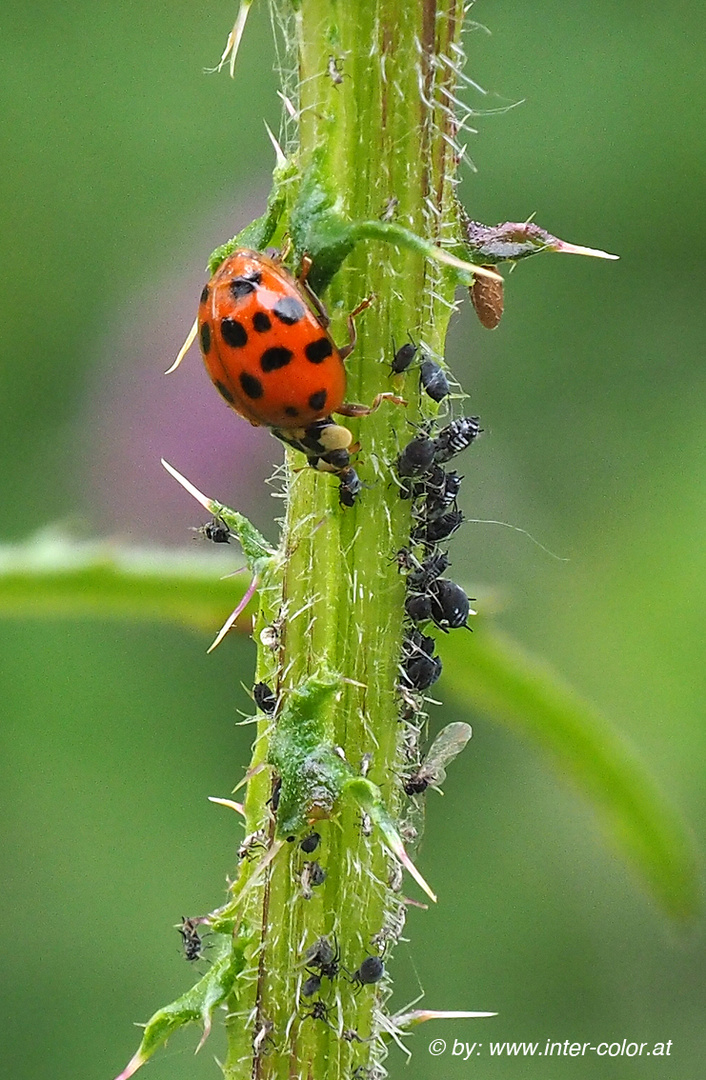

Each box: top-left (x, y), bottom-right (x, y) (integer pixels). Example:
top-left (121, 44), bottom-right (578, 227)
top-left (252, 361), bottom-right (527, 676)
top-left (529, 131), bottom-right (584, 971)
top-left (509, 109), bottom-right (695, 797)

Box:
top-left (218, 2), bottom-right (468, 1079)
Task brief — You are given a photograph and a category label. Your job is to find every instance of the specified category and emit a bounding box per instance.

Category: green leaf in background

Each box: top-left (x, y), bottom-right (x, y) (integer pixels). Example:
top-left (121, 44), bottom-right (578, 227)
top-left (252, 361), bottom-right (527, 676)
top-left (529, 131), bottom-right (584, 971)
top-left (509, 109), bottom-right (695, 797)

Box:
top-left (440, 624), bottom-right (701, 923)
top-left (1, 537), bottom-right (698, 922)
top-left (0, 534), bottom-right (246, 631)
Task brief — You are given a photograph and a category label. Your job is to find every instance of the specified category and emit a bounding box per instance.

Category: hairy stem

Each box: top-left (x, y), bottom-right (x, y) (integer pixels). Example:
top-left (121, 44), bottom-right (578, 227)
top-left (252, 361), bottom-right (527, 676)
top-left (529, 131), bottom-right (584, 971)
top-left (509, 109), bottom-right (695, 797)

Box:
top-left (221, 2), bottom-right (468, 1078)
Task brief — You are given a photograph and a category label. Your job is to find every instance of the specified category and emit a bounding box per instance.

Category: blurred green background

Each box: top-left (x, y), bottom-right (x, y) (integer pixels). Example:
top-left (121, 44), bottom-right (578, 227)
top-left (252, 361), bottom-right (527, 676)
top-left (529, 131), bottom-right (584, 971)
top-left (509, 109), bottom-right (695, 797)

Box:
top-left (1, 2), bottom-right (704, 1078)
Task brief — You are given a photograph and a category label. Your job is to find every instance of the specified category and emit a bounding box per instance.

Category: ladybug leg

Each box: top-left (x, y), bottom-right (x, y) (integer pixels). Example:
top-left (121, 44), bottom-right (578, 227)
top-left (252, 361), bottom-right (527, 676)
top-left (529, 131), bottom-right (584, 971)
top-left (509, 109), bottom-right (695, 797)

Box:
top-left (296, 254), bottom-right (331, 329)
top-left (338, 296), bottom-right (374, 361)
top-left (338, 391), bottom-right (407, 418)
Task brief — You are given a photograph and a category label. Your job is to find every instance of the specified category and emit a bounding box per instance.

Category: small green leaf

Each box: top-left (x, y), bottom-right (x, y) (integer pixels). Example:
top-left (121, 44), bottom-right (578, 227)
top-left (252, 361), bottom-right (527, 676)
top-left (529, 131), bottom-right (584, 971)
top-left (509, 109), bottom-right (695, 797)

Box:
top-left (440, 624), bottom-right (700, 921)
top-left (268, 672), bottom-right (347, 835)
top-left (114, 942), bottom-right (244, 1079)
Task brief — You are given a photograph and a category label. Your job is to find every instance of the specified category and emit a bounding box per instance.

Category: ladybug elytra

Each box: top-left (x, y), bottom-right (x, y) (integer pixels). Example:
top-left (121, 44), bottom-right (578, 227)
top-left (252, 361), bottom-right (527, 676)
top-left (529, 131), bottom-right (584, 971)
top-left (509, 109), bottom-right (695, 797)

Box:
top-left (198, 249), bottom-right (354, 430)
top-left (196, 248), bottom-right (407, 507)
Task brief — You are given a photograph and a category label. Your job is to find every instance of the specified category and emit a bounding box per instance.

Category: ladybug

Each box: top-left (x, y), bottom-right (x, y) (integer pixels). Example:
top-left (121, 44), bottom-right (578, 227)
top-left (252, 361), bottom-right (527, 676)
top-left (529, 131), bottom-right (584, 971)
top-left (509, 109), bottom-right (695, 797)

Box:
top-left (198, 249), bottom-right (358, 429)
top-left (197, 249), bottom-right (406, 508)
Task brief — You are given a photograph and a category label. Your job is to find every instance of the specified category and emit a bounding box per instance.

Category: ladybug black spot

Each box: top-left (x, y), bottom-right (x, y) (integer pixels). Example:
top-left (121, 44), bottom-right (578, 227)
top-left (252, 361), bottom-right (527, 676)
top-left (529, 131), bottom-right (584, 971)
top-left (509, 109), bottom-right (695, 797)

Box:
top-left (285, 406), bottom-right (299, 417)
top-left (240, 372), bottom-right (264, 399)
top-left (308, 389), bottom-right (327, 411)
top-left (200, 285), bottom-right (210, 304)
top-left (260, 346), bottom-right (294, 372)
top-left (305, 337), bottom-right (334, 364)
top-left (199, 322), bottom-right (211, 354)
top-left (221, 317), bottom-right (248, 348)
top-left (273, 296), bottom-right (306, 325)
top-left (230, 275), bottom-right (260, 299)
top-left (215, 380), bottom-right (235, 405)
top-left (252, 311), bottom-right (272, 333)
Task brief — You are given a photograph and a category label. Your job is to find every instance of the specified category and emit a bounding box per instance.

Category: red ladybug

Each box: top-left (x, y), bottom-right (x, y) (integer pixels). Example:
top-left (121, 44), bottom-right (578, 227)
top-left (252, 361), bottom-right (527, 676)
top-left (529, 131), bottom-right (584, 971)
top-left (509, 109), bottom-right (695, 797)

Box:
top-left (197, 249), bottom-right (361, 430)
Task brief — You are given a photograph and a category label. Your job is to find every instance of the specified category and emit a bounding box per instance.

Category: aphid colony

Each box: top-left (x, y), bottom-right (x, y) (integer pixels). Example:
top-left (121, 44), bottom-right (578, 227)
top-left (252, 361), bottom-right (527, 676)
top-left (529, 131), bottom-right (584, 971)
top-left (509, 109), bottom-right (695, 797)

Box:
top-left (189, 251), bottom-right (479, 1049)
top-left (395, 395), bottom-right (481, 697)
top-left (388, 339), bottom-right (479, 842)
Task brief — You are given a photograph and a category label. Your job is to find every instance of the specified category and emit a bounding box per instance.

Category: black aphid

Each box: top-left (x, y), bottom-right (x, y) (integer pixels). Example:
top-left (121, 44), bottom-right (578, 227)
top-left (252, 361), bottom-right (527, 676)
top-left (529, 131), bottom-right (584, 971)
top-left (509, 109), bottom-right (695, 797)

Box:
top-left (433, 416), bottom-right (481, 463)
top-left (418, 508), bottom-right (464, 544)
top-left (426, 470), bottom-right (463, 518)
top-left (302, 1000), bottom-right (334, 1026)
top-left (400, 647), bottom-right (442, 691)
top-left (396, 434), bottom-right (436, 478)
top-left (348, 955), bottom-right (385, 990)
top-left (405, 592), bottom-right (432, 622)
top-left (253, 682), bottom-right (276, 714)
top-left (338, 465), bottom-right (363, 507)
top-left (300, 831), bottom-right (321, 854)
top-left (200, 517), bottom-right (231, 544)
top-left (302, 972), bottom-right (322, 997)
top-left (402, 722), bottom-right (473, 795)
top-left (390, 341), bottom-right (418, 374)
top-left (177, 917), bottom-right (208, 962)
top-left (420, 358), bottom-right (450, 402)
top-left (428, 578), bottom-right (473, 631)
top-left (408, 550), bottom-right (451, 591)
